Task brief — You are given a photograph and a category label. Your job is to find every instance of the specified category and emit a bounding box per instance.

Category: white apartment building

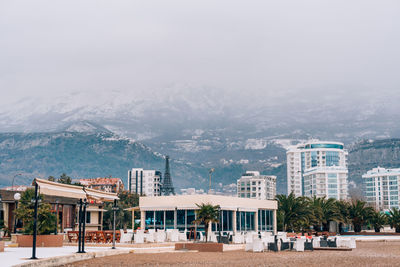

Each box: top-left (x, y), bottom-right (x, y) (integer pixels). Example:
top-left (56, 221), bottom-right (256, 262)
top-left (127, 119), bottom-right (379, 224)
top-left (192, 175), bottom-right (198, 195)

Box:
top-left (362, 167), bottom-right (400, 211)
top-left (287, 141), bottom-right (348, 200)
top-left (237, 171), bottom-right (276, 200)
top-left (127, 168), bottom-right (162, 196)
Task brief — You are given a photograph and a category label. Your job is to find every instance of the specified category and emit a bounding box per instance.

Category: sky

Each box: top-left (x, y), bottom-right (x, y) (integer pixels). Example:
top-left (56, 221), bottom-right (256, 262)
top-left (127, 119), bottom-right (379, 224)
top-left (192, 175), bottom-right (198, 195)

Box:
top-left (1, 0), bottom-right (400, 105)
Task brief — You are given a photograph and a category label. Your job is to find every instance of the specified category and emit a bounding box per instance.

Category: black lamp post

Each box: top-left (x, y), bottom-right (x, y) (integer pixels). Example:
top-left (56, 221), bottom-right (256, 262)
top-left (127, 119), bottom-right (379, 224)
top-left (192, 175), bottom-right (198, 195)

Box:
top-left (77, 199), bottom-right (83, 253)
top-left (77, 198), bottom-right (88, 253)
top-left (30, 181), bottom-right (39, 260)
top-left (112, 199), bottom-right (119, 249)
top-left (81, 199), bottom-right (88, 253)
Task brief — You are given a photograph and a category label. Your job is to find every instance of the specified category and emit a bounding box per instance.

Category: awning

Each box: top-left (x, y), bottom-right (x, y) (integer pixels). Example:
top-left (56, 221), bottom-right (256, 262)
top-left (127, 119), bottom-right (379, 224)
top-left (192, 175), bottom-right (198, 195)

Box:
top-left (84, 187), bottom-right (119, 202)
top-left (140, 206), bottom-right (176, 211)
top-left (86, 208), bottom-right (107, 212)
top-left (34, 178), bottom-right (118, 202)
top-left (36, 178), bottom-right (87, 199)
top-left (124, 206), bottom-right (140, 211)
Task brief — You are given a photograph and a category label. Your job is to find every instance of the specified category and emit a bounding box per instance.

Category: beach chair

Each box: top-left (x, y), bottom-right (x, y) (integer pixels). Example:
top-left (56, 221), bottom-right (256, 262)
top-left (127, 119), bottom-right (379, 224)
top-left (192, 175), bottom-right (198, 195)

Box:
top-left (293, 238), bottom-right (305, 252)
top-left (304, 238), bottom-right (314, 251)
top-left (179, 231), bottom-right (187, 241)
top-left (328, 237), bottom-right (337, 247)
top-left (134, 232), bottom-right (144, 243)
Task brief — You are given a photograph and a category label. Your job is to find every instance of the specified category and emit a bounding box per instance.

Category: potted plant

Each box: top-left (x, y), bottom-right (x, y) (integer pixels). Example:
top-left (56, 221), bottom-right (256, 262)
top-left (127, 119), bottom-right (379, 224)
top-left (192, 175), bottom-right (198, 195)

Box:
top-left (15, 189), bottom-right (62, 247)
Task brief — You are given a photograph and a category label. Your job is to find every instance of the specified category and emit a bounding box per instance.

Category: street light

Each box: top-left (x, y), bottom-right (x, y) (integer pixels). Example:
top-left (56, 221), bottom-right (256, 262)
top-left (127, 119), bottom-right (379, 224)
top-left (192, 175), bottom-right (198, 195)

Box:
top-left (208, 168), bottom-right (215, 194)
top-left (12, 173), bottom-right (22, 189)
top-left (30, 180), bottom-right (39, 260)
top-left (112, 199), bottom-right (119, 249)
top-left (13, 193), bottom-right (21, 233)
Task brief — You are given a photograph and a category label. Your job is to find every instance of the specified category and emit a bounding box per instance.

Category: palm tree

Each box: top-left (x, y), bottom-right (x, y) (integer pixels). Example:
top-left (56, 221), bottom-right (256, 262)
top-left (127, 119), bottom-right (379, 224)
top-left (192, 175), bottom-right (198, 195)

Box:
top-left (336, 200), bottom-right (351, 233)
top-left (369, 210), bottom-right (387, 233)
top-left (308, 196), bottom-right (341, 232)
top-left (348, 200), bottom-right (374, 232)
top-left (388, 208), bottom-right (400, 233)
top-left (276, 193), bottom-right (312, 232)
top-left (193, 203), bottom-right (220, 242)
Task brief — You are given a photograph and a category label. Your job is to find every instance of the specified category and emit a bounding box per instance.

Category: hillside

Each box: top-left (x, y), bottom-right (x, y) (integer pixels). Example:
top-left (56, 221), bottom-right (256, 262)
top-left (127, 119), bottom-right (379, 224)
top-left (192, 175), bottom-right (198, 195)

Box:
top-left (348, 138), bottom-right (400, 193)
top-left (0, 125), bottom-right (207, 189)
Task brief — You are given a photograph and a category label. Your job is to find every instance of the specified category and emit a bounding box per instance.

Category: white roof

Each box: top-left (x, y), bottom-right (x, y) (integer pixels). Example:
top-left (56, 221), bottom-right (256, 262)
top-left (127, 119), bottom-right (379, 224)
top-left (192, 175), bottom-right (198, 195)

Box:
top-left (138, 194), bottom-right (277, 211)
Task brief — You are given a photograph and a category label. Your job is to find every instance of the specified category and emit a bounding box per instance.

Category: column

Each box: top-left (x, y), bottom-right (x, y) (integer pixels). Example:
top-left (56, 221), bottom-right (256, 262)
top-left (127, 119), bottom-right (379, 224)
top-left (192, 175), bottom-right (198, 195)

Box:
top-left (174, 209), bottom-right (177, 229)
top-left (163, 211), bottom-right (166, 230)
top-left (207, 222), bottom-right (212, 241)
top-left (254, 210), bottom-right (259, 232)
top-left (131, 209), bottom-right (135, 230)
top-left (140, 210), bottom-right (145, 229)
top-left (232, 210), bottom-right (237, 235)
top-left (273, 209), bottom-right (277, 235)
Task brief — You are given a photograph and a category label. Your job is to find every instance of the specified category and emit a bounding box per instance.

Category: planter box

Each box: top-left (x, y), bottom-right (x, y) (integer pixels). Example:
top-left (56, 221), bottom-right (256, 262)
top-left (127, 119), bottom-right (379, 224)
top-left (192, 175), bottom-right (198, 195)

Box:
top-left (341, 232), bottom-right (400, 236)
top-left (175, 242), bottom-right (223, 252)
top-left (16, 234), bottom-right (64, 247)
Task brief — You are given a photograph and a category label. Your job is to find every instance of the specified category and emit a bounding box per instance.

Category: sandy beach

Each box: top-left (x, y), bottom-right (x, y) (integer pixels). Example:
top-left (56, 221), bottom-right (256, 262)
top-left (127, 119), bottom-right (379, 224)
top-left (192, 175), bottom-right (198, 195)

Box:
top-left (60, 241), bottom-right (400, 267)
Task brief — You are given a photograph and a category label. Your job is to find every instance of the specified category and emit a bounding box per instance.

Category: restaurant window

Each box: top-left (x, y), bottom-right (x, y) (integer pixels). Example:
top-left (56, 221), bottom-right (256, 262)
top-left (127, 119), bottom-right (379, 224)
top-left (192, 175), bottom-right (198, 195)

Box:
top-left (145, 211), bottom-right (155, 229)
top-left (165, 210), bottom-right (174, 229)
top-left (86, 212), bottom-right (91, 224)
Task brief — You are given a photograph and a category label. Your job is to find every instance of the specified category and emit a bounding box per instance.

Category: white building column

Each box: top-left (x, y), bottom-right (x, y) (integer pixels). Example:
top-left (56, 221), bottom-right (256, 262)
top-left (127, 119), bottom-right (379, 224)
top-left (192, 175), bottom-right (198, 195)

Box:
top-left (232, 210), bottom-right (237, 235)
top-left (254, 210), bottom-right (259, 232)
top-left (140, 210), bottom-right (145, 229)
top-left (273, 209), bottom-right (277, 235)
top-left (174, 208), bottom-right (177, 229)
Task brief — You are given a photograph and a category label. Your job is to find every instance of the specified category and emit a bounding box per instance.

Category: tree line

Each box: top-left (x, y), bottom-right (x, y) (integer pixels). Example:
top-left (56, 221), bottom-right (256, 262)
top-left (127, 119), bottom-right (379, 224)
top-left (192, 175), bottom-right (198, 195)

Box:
top-left (277, 193), bottom-right (400, 233)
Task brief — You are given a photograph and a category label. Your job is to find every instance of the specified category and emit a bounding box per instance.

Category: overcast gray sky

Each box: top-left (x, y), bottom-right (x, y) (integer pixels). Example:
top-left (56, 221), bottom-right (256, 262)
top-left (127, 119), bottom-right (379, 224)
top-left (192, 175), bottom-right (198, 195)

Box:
top-left (1, 0), bottom-right (400, 105)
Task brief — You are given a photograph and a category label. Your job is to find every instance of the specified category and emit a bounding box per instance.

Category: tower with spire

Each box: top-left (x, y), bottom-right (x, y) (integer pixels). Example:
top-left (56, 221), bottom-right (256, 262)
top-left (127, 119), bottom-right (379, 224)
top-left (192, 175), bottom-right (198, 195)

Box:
top-left (161, 156), bottom-right (175, 195)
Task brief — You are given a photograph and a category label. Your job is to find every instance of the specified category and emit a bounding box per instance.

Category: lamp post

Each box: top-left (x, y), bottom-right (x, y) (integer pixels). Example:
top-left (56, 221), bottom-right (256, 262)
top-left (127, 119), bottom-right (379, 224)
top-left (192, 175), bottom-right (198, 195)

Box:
top-left (112, 199), bottom-right (119, 249)
top-left (77, 199), bottom-right (83, 253)
top-left (13, 193), bottom-right (21, 234)
top-left (30, 181), bottom-right (39, 260)
top-left (81, 199), bottom-right (88, 253)
top-left (11, 173), bottom-right (21, 189)
top-left (208, 168), bottom-right (215, 194)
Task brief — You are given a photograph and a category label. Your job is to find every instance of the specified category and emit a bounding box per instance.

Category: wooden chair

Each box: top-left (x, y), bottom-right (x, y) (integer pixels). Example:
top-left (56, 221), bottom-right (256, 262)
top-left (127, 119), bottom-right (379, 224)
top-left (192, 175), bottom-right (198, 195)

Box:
top-left (67, 231), bottom-right (79, 243)
top-left (96, 231), bottom-right (107, 243)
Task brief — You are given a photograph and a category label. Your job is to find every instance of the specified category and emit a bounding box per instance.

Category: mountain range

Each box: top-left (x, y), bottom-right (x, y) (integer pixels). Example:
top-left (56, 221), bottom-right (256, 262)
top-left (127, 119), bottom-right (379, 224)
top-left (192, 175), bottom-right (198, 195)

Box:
top-left (1, 89), bottom-right (400, 194)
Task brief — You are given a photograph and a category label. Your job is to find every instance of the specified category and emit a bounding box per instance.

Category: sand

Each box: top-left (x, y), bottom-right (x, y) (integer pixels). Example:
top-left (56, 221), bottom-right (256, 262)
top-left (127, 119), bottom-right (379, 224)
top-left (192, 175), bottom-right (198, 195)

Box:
top-left (60, 241), bottom-right (400, 267)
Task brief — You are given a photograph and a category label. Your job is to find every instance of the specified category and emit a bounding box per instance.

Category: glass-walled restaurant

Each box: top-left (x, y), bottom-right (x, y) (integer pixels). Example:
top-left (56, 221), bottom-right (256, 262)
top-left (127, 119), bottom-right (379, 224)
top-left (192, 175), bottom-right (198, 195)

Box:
top-left (137, 195), bottom-right (277, 234)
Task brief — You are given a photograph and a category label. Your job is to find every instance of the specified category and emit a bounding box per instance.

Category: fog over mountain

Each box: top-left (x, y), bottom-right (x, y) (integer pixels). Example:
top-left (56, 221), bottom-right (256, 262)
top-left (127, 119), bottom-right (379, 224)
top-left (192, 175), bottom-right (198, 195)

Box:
top-left (1, 1), bottom-right (400, 192)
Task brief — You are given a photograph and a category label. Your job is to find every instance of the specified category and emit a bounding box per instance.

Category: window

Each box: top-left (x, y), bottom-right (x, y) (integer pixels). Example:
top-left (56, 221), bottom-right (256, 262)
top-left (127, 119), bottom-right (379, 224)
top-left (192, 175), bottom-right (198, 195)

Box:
top-left (86, 211), bottom-right (91, 224)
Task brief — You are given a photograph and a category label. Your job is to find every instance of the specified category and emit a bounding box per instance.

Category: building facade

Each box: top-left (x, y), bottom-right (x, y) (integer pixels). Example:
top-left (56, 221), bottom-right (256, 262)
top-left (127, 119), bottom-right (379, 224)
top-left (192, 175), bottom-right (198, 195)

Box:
top-left (79, 177), bottom-right (124, 193)
top-left (129, 195), bottom-right (277, 234)
top-left (237, 171), bottom-right (276, 200)
top-left (127, 168), bottom-right (162, 196)
top-left (362, 167), bottom-right (400, 211)
top-left (287, 141), bottom-right (348, 200)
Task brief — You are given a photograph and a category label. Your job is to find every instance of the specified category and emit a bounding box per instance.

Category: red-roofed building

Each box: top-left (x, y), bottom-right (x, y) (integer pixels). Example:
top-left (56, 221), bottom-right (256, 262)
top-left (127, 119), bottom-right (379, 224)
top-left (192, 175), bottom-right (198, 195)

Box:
top-left (79, 177), bottom-right (124, 193)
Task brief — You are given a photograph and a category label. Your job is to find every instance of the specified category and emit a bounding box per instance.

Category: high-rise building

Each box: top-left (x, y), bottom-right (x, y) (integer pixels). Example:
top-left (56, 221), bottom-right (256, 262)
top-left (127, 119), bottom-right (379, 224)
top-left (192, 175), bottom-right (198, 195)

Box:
top-left (362, 167), bottom-right (400, 211)
top-left (127, 168), bottom-right (162, 196)
top-left (237, 171), bottom-right (276, 200)
top-left (286, 141), bottom-right (348, 200)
